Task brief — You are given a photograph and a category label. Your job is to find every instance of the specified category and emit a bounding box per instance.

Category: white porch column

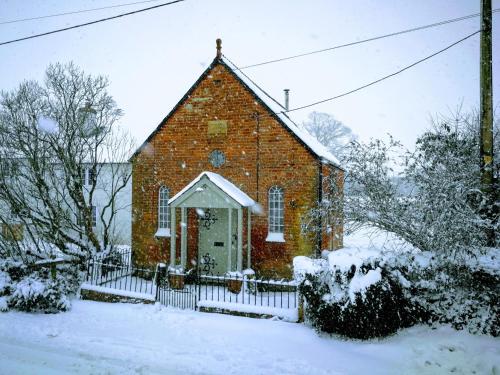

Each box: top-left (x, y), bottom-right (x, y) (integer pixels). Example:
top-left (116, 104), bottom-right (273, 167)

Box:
top-left (227, 208), bottom-right (232, 272)
top-left (180, 207), bottom-right (187, 269)
top-left (170, 207), bottom-right (176, 267)
top-left (237, 207), bottom-right (243, 272)
top-left (247, 208), bottom-right (251, 269)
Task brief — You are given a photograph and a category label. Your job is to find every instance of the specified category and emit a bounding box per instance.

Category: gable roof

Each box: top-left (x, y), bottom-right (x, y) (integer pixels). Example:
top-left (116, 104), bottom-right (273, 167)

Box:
top-left (130, 56), bottom-right (342, 169)
top-left (221, 56), bottom-right (341, 168)
top-left (169, 171), bottom-right (256, 208)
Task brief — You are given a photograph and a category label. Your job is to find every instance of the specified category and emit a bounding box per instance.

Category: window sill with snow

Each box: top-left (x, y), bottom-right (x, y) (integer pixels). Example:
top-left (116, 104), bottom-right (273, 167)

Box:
top-left (266, 232), bottom-right (285, 243)
top-left (154, 228), bottom-right (171, 238)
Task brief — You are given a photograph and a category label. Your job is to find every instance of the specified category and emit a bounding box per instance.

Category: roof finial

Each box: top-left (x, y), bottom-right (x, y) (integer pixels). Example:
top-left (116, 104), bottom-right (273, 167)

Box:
top-left (216, 38), bottom-right (222, 59)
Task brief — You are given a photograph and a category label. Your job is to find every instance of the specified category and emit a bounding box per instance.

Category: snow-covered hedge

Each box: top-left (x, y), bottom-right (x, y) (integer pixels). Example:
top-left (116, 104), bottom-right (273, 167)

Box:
top-left (389, 251), bottom-right (499, 336)
top-left (294, 253), bottom-right (415, 339)
top-left (0, 259), bottom-right (81, 313)
top-left (294, 247), bottom-right (499, 338)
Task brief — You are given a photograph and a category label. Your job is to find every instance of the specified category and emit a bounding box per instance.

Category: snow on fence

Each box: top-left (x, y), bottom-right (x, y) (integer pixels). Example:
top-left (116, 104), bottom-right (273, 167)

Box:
top-left (194, 274), bottom-right (299, 321)
top-left (85, 252), bottom-right (156, 296)
top-left (84, 257), bottom-right (299, 319)
top-left (197, 274), bottom-right (298, 310)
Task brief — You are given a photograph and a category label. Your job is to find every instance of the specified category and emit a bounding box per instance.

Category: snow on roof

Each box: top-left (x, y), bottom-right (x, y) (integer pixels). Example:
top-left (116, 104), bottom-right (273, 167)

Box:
top-left (169, 171), bottom-right (256, 207)
top-left (222, 56), bottom-right (342, 168)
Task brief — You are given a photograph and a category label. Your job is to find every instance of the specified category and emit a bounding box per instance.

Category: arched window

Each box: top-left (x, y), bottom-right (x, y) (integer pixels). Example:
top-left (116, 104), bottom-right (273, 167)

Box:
top-left (267, 186), bottom-right (284, 242)
top-left (157, 186), bottom-right (170, 236)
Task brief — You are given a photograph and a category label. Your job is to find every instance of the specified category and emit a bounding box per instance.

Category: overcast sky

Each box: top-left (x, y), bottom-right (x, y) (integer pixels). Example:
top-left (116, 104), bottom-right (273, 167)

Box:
top-left (1, 0), bottom-right (498, 152)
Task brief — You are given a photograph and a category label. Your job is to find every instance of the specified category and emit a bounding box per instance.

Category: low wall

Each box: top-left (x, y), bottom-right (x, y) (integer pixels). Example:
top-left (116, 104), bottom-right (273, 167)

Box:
top-left (80, 285), bottom-right (155, 304)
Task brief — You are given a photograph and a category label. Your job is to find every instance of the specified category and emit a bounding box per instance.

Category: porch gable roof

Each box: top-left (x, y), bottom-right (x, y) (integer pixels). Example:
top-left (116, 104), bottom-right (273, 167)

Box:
top-left (169, 171), bottom-right (256, 209)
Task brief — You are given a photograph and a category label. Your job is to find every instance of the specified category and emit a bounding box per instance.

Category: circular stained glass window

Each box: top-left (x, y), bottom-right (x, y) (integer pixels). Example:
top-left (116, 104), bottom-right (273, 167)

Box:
top-left (209, 150), bottom-right (226, 168)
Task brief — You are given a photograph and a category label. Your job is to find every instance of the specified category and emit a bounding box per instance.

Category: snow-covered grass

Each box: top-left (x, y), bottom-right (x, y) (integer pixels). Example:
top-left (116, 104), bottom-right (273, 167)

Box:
top-left (1, 300), bottom-right (498, 375)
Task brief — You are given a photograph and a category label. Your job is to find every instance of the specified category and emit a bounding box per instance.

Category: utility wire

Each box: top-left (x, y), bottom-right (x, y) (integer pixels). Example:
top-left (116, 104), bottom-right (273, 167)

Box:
top-left (282, 30), bottom-right (480, 113)
top-left (238, 9), bottom-right (499, 70)
top-left (223, 54), bottom-right (287, 110)
top-left (0, 0), bottom-right (165, 26)
top-left (0, 0), bottom-right (185, 47)
top-left (226, 30), bottom-right (480, 116)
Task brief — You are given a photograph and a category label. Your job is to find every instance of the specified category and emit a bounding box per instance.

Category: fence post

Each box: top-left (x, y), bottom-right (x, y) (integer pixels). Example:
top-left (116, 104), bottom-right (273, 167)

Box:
top-left (198, 270), bottom-right (202, 309)
top-left (156, 263), bottom-right (167, 301)
top-left (297, 291), bottom-right (305, 323)
top-left (86, 257), bottom-right (91, 282)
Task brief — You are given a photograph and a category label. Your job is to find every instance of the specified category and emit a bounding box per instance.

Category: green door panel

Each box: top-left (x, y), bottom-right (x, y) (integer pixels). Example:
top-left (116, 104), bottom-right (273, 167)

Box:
top-left (198, 208), bottom-right (236, 275)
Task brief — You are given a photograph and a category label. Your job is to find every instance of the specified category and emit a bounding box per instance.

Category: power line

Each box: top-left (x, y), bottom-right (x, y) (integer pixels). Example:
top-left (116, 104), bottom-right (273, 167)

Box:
top-left (223, 54), bottom-right (287, 110)
top-left (0, 0), bottom-right (165, 26)
top-left (226, 30), bottom-right (480, 116)
top-left (238, 9), bottom-right (500, 70)
top-left (282, 31), bottom-right (480, 113)
top-left (0, 0), bottom-right (185, 47)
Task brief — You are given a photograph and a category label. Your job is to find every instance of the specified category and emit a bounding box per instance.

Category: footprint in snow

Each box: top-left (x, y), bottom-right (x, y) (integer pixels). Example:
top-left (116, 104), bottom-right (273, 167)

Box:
top-left (213, 353), bottom-right (228, 361)
top-left (46, 330), bottom-right (60, 338)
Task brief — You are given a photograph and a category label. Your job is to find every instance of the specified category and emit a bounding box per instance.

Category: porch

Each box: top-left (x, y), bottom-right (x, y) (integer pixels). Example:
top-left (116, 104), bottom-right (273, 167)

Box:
top-left (167, 172), bottom-right (257, 274)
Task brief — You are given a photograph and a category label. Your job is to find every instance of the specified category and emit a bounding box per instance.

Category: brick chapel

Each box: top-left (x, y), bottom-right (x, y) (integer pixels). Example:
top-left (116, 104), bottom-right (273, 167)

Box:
top-left (130, 40), bottom-right (344, 278)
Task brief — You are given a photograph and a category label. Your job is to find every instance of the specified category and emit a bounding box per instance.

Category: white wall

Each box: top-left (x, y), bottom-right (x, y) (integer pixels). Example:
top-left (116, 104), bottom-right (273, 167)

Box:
top-left (0, 161), bottom-right (132, 246)
top-left (82, 163), bottom-right (132, 245)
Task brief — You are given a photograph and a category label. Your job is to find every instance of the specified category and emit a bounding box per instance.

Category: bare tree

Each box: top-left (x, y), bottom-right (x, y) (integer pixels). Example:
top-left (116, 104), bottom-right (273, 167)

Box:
top-left (301, 168), bottom-right (344, 253)
top-left (311, 110), bottom-right (499, 256)
top-left (301, 111), bottom-right (356, 156)
top-left (0, 63), bottom-right (134, 263)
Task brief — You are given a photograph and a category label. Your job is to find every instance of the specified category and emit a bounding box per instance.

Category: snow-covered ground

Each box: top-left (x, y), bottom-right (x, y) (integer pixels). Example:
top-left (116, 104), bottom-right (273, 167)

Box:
top-left (2, 229), bottom-right (499, 374)
top-left (1, 300), bottom-right (498, 375)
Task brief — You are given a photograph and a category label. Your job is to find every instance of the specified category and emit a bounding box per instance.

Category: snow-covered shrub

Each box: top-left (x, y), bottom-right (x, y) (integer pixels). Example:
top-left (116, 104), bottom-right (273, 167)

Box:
top-left (296, 246), bottom-right (499, 339)
top-left (0, 268), bottom-right (12, 312)
top-left (0, 258), bottom-right (28, 283)
top-left (0, 259), bottom-right (25, 303)
top-left (9, 272), bottom-right (71, 313)
top-left (55, 263), bottom-right (81, 296)
top-left (0, 258), bottom-right (81, 313)
top-left (0, 296), bottom-right (8, 312)
top-left (388, 251), bottom-right (500, 337)
top-left (295, 255), bottom-right (415, 339)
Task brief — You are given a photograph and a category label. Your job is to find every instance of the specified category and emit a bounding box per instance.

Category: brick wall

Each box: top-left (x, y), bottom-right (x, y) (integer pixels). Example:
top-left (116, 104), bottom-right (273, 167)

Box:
top-left (132, 60), bottom-right (342, 278)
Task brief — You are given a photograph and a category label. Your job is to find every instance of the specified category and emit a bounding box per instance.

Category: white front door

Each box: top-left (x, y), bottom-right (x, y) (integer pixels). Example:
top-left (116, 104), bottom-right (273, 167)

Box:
top-left (198, 208), bottom-right (236, 275)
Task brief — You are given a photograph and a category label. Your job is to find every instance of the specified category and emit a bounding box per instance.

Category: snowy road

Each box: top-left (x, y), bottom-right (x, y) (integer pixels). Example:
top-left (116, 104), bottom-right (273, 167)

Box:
top-left (0, 300), bottom-right (498, 375)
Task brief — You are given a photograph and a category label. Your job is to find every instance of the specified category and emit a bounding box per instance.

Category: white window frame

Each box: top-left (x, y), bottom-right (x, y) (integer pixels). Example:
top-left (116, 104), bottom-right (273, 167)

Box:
top-left (156, 186), bottom-right (171, 237)
top-left (91, 205), bottom-right (97, 228)
top-left (80, 168), bottom-right (87, 186)
top-left (88, 167), bottom-right (95, 186)
top-left (81, 167), bottom-right (95, 187)
top-left (266, 186), bottom-right (285, 242)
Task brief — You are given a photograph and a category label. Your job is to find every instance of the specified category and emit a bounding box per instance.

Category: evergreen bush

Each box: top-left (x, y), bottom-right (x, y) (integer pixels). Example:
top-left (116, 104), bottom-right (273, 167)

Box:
top-left (299, 258), bottom-right (415, 339)
top-left (0, 258), bottom-right (81, 313)
top-left (297, 249), bottom-right (499, 339)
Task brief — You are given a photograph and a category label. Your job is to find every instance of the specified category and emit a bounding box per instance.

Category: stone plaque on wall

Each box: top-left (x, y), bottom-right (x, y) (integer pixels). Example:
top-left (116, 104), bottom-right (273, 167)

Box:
top-left (207, 120), bottom-right (228, 138)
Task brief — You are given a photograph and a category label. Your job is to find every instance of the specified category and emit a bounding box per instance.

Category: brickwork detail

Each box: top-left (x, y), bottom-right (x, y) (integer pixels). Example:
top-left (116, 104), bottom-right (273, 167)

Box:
top-left (132, 61), bottom-right (343, 278)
